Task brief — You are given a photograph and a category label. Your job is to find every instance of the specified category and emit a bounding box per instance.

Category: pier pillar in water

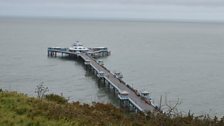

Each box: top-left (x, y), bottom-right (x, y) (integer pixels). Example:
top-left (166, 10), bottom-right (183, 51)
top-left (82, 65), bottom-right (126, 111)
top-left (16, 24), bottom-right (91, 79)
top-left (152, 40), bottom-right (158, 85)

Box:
top-left (90, 66), bottom-right (93, 73)
top-left (129, 102), bottom-right (135, 112)
top-left (97, 71), bottom-right (105, 85)
top-left (118, 91), bottom-right (129, 109)
top-left (113, 87), bottom-right (116, 95)
top-left (94, 69), bottom-right (98, 75)
top-left (84, 60), bottom-right (91, 70)
top-left (107, 83), bottom-right (111, 91)
top-left (103, 78), bottom-right (106, 86)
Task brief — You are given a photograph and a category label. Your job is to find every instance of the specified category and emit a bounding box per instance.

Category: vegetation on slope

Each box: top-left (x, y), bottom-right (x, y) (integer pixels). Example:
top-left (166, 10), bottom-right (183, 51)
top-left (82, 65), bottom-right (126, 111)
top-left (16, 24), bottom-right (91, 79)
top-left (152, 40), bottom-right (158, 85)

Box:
top-left (0, 90), bottom-right (223, 126)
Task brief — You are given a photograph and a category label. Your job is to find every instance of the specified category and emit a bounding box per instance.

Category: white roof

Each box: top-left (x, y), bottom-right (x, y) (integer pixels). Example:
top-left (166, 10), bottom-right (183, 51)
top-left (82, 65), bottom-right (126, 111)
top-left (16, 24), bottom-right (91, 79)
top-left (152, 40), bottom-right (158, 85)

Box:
top-left (98, 71), bottom-right (104, 74)
top-left (69, 41), bottom-right (89, 51)
top-left (95, 47), bottom-right (107, 48)
top-left (69, 46), bottom-right (89, 51)
top-left (52, 47), bottom-right (61, 49)
top-left (141, 91), bottom-right (150, 95)
top-left (120, 90), bottom-right (129, 95)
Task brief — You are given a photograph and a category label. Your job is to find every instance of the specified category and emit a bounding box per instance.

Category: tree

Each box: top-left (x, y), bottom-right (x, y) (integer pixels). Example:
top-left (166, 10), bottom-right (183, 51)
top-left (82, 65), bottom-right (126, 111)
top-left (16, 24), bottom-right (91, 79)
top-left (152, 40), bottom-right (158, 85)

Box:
top-left (158, 94), bottom-right (182, 117)
top-left (35, 82), bottom-right (49, 99)
top-left (165, 97), bottom-right (182, 116)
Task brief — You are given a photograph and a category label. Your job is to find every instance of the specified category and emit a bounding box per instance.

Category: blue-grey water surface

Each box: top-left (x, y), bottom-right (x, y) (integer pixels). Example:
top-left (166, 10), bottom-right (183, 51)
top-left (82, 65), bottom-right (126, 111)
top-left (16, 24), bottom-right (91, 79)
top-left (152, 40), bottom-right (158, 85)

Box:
top-left (0, 18), bottom-right (224, 117)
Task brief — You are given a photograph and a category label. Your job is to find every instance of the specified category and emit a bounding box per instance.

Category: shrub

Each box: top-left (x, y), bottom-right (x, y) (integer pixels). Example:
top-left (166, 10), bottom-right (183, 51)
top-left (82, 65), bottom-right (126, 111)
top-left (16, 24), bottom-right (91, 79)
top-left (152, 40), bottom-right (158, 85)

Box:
top-left (35, 82), bottom-right (49, 99)
top-left (45, 94), bottom-right (68, 104)
top-left (16, 107), bottom-right (28, 115)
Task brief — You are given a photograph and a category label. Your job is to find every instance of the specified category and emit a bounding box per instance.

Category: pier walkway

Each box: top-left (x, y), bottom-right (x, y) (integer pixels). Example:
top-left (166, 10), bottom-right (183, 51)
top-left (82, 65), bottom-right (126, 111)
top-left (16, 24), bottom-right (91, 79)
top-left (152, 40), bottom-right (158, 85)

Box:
top-left (48, 47), bottom-right (157, 113)
top-left (80, 53), bottom-right (155, 112)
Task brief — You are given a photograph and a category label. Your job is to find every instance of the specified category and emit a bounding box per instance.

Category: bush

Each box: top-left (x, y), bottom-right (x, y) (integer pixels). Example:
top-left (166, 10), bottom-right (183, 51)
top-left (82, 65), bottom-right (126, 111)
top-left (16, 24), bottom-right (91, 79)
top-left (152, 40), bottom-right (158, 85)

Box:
top-left (16, 107), bottom-right (28, 115)
top-left (45, 94), bottom-right (68, 104)
top-left (35, 82), bottom-right (49, 99)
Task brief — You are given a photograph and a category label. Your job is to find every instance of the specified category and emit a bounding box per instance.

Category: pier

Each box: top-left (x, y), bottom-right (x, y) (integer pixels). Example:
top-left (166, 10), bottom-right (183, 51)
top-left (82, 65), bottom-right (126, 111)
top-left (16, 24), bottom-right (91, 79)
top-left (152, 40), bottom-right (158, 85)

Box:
top-left (47, 45), bottom-right (158, 113)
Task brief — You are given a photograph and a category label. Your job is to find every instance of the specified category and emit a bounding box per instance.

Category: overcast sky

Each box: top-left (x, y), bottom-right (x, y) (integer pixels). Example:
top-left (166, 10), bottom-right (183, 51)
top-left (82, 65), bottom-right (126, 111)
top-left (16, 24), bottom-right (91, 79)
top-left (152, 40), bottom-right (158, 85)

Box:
top-left (1, 0), bottom-right (224, 22)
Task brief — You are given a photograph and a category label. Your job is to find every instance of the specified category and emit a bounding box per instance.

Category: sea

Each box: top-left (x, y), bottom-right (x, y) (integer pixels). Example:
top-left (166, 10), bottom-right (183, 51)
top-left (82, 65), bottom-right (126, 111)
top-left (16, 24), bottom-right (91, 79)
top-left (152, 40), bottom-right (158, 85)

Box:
top-left (0, 18), bottom-right (224, 117)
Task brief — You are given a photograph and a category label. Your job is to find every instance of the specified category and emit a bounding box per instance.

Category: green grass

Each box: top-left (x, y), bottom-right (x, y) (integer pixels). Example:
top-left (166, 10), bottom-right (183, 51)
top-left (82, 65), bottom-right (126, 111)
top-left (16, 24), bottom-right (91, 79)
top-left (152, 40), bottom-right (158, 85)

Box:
top-left (0, 91), bottom-right (223, 126)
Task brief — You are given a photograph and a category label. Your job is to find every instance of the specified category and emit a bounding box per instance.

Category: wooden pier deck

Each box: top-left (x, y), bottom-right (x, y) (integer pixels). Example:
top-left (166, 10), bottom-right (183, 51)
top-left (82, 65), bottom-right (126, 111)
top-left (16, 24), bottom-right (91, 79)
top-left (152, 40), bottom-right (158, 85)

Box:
top-left (48, 47), bottom-right (157, 113)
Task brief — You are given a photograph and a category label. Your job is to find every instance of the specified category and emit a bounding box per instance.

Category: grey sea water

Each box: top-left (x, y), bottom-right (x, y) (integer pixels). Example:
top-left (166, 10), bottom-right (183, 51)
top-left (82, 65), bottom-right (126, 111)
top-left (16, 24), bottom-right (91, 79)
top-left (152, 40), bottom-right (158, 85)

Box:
top-left (0, 18), bottom-right (224, 117)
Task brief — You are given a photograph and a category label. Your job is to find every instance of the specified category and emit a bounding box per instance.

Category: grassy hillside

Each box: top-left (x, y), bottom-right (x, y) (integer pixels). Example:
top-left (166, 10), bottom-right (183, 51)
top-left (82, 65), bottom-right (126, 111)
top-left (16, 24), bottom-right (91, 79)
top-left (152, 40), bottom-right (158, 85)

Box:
top-left (0, 90), bottom-right (223, 126)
